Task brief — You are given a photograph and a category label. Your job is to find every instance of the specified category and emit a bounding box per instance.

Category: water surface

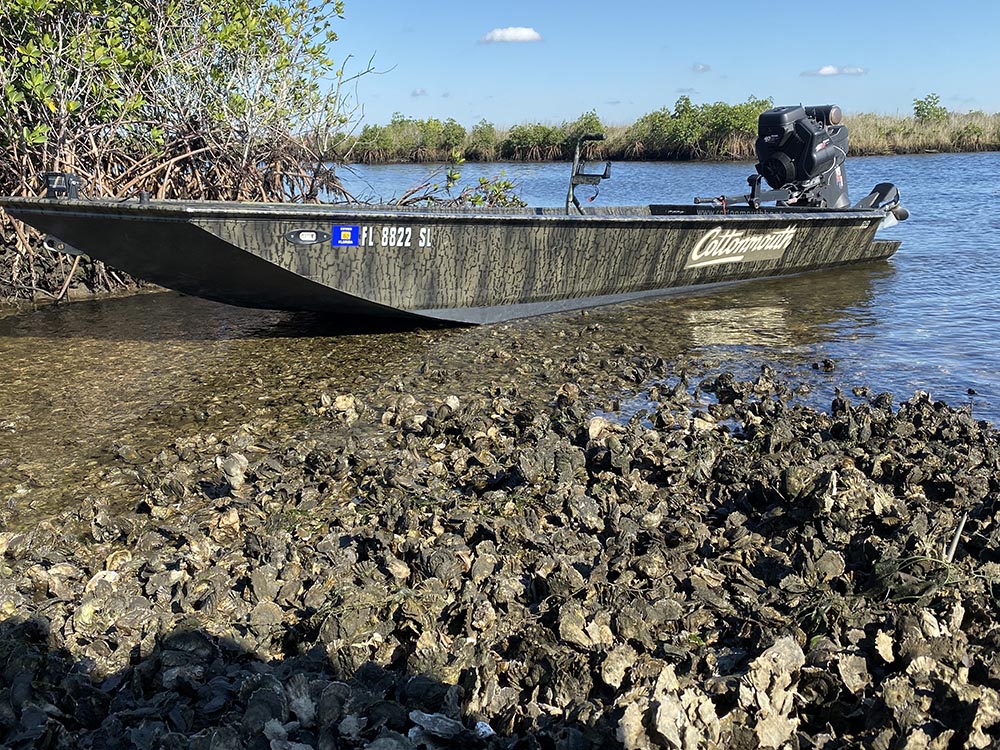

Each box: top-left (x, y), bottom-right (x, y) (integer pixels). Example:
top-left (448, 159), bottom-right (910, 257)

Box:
top-left (2, 153), bottom-right (997, 520)
top-left (339, 153), bottom-right (1000, 415)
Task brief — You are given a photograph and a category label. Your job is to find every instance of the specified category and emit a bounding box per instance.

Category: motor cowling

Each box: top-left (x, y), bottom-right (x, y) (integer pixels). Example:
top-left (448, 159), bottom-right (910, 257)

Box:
top-left (755, 105), bottom-right (850, 207)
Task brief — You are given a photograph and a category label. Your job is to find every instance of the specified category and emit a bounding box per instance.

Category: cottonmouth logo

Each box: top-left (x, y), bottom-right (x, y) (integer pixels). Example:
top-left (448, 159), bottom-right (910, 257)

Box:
top-left (685, 226), bottom-right (797, 269)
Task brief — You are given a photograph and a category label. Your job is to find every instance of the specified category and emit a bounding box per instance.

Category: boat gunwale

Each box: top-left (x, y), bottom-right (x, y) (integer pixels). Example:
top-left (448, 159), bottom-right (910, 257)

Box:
top-left (0, 196), bottom-right (889, 225)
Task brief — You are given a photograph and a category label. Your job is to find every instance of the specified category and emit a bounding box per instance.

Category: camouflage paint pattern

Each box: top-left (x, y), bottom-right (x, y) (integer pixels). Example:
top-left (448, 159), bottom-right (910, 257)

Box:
top-left (0, 198), bottom-right (899, 323)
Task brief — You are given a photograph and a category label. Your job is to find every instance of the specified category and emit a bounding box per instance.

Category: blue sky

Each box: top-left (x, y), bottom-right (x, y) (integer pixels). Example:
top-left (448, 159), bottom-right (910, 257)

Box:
top-left (332, 0), bottom-right (999, 128)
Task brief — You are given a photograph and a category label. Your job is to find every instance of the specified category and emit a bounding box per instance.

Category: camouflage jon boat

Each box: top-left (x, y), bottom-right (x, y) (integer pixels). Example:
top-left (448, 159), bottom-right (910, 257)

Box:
top-left (1, 105), bottom-right (908, 324)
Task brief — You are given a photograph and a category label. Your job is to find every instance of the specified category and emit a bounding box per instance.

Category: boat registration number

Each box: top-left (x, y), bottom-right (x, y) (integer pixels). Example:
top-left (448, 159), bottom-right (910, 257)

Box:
top-left (332, 225), bottom-right (433, 248)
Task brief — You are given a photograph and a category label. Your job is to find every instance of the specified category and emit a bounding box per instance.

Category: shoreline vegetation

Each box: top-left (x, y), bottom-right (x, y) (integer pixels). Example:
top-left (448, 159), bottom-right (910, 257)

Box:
top-left (344, 95), bottom-right (1000, 165)
top-left (1, 0), bottom-right (355, 304)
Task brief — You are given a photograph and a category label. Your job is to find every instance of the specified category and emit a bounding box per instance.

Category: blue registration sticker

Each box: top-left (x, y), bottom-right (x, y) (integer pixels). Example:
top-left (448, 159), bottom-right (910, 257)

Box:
top-left (332, 225), bottom-right (360, 247)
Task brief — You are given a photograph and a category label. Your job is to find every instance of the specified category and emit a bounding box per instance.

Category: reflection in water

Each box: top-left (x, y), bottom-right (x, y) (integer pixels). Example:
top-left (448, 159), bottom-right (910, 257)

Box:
top-left (0, 291), bottom-right (443, 341)
top-left (685, 306), bottom-right (789, 348)
top-left (549, 262), bottom-right (890, 354)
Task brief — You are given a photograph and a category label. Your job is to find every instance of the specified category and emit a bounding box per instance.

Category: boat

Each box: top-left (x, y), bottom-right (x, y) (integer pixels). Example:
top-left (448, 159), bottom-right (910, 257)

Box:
top-left (0, 104), bottom-right (908, 325)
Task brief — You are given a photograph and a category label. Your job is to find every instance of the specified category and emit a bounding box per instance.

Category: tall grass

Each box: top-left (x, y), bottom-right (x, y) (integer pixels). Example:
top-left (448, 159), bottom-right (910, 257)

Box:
top-left (847, 112), bottom-right (1000, 154)
top-left (343, 103), bottom-right (1000, 164)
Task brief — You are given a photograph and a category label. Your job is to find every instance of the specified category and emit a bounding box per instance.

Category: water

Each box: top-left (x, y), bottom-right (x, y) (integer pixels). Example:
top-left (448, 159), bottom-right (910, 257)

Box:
top-left (338, 153), bottom-right (1000, 413)
top-left (2, 153), bottom-right (999, 519)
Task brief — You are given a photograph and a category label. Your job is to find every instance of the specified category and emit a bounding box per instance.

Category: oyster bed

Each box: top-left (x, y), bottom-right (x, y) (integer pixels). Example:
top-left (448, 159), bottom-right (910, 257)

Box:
top-left (2, 348), bottom-right (1000, 749)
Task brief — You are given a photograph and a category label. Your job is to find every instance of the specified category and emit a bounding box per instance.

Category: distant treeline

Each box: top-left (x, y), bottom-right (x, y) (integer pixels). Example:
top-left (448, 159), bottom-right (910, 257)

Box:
top-left (343, 95), bottom-right (1000, 164)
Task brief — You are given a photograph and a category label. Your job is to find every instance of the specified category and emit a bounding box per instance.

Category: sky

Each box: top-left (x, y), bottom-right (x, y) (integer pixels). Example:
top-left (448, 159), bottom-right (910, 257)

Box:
top-left (330, 0), bottom-right (999, 129)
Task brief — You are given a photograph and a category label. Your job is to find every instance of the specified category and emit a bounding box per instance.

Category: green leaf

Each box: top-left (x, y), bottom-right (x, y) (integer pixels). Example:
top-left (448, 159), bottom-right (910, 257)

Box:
top-left (21, 123), bottom-right (49, 144)
top-left (5, 85), bottom-right (26, 105)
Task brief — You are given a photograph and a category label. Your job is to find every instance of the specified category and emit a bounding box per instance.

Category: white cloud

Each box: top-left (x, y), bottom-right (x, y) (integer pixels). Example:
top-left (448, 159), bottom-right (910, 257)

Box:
top-left (802, 65), bottom-right (867, 76)
top-left (411, 88), bottom-right (428, 97)
top-left (692, 63), bottom-right (711, 73)
top-left (480, 27), bottom-right (542, 43)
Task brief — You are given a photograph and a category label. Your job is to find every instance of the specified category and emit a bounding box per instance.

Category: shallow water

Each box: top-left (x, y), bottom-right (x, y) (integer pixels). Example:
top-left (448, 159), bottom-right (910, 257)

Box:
top-left (339, 152), bottom-right (1000, 415)
top-left (1, 153), bottom-right (998, 520)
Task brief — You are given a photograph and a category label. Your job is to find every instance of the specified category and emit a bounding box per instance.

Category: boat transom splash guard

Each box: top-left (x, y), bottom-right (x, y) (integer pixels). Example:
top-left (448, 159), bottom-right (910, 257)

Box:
top-left (0, 103), bottom-right (908, 325)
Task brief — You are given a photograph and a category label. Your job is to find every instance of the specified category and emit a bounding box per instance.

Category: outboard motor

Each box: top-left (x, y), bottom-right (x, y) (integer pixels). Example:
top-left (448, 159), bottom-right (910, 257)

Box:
top-left (755, 104), bottom-right (850, 208)
top-left (695, 103), bottom-right (907, 225)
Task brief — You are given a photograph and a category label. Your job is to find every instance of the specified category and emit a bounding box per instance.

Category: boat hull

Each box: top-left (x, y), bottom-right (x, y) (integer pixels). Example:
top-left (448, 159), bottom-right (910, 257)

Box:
top-left (0, 199), bottom-right (899, 324)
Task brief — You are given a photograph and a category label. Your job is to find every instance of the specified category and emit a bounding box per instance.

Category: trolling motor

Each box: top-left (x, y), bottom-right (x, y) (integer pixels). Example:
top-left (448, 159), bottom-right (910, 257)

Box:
top-left (696, 104), bottom-right (907, 222)
top-left (566, 134), bottom-right (611, 214)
